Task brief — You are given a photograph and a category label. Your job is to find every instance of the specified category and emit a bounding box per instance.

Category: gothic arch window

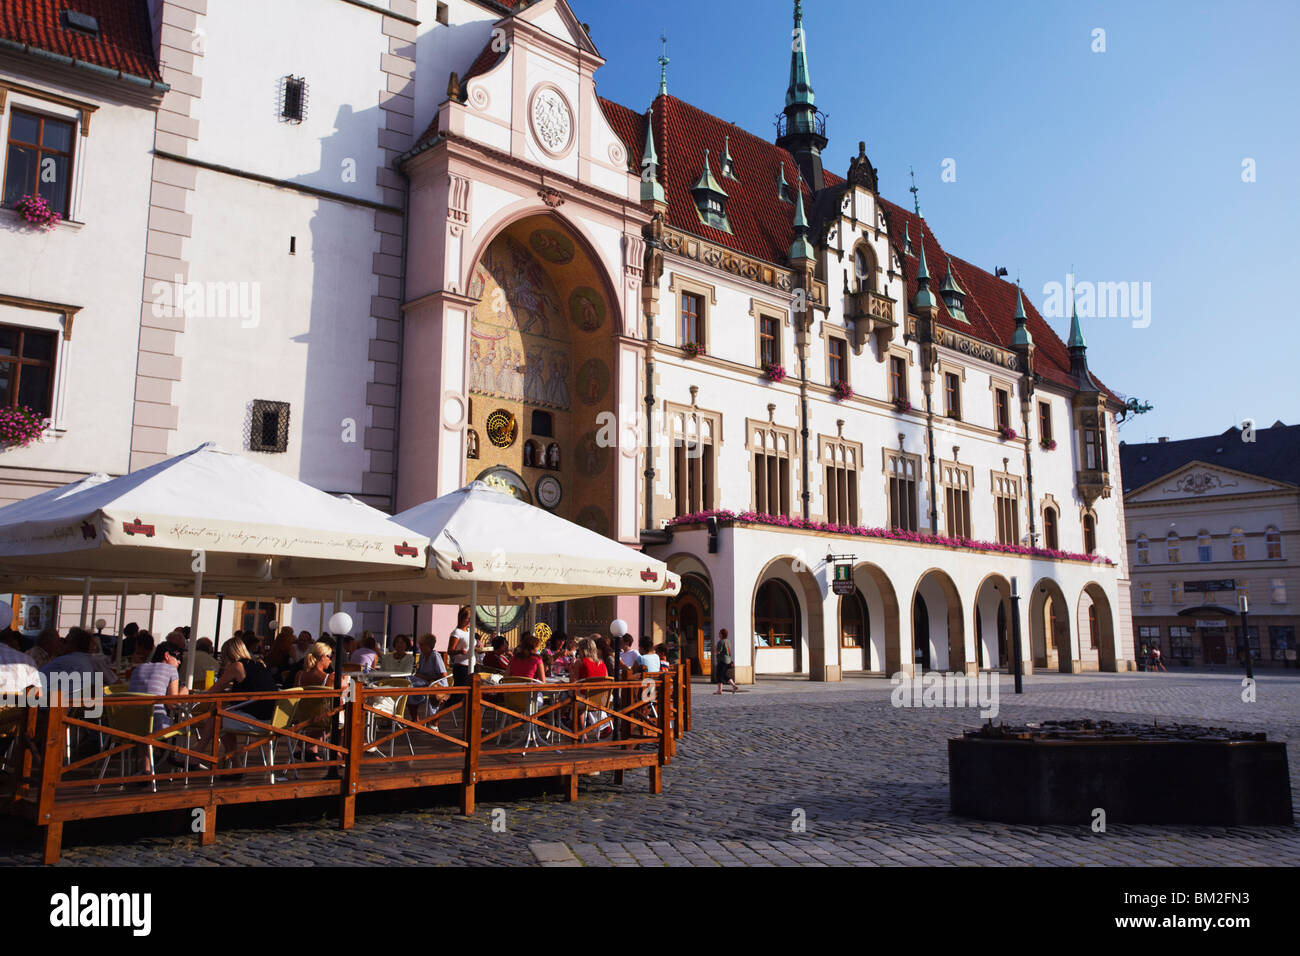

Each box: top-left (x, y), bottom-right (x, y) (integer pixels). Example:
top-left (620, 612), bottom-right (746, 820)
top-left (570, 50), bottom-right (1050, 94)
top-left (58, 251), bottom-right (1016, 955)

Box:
top-left (1083, 512), bottom-right (1097, 555)
top-left (839, 588), bottom-right (869, 650)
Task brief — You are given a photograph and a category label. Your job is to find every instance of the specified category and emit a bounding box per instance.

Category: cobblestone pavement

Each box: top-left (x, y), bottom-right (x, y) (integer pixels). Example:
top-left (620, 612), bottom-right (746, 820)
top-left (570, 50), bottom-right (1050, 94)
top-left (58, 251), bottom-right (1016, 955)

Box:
top-left (2, 670), bottom-right (1297, 866)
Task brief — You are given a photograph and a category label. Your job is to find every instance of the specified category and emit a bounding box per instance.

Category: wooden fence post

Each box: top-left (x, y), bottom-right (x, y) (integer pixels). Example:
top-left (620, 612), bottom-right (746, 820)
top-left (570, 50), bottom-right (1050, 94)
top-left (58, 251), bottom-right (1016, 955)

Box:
top-left (649, 676), bottom-right (669, 795)
top-left (461, 678), bottom-right (480, 815)
top-left (682, 662), bottom-right (692, 733)
top-left (340, 685), bottom-right (364, 829)
top-left (37, 706), bottom-right (65, 864)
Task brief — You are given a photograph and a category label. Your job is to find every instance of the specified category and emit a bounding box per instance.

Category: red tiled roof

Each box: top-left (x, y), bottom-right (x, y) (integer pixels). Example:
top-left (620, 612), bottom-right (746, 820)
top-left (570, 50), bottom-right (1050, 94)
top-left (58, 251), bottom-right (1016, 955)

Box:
top-left (0, 0), bottom-right (161, 83)
top-left (597, 93), bottom-right (1114, 400)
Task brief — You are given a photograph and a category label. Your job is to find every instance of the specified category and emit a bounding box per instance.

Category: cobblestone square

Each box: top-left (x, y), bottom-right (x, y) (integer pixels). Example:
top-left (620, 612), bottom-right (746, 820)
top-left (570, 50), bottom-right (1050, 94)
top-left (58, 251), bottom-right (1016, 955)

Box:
top-left (2, 671), bottom-right (1296, 866)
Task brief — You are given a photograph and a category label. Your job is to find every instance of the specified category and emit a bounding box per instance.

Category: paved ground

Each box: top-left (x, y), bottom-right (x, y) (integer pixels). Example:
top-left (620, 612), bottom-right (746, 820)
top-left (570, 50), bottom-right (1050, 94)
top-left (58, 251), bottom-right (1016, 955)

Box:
top-left (2, 670), bottom-right (1297, 866)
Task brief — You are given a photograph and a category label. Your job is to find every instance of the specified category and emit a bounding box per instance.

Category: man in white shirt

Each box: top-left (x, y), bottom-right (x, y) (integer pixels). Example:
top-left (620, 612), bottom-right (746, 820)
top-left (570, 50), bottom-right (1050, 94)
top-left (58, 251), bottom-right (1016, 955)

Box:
top-left (618, 634), bottom-right (639, 671)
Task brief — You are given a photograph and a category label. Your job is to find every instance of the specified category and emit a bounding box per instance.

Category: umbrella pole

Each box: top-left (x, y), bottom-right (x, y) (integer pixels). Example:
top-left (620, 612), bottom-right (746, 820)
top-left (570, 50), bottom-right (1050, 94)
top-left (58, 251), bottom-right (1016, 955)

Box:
top-left (473, 582), bottom-right (483, 681)
top-left (329, 590), bottom-right (343, 781)
top-left (148, 594), bottom-right (156, 633)
top-left (184, 571), bottom-right (202, 690)
top-left (114, 582), bottom-right (127, 668)
top-left (383, 604), bottom-right (392, 653)
top-left (213, 594), bottom-right (225, 656)
top-left (79, 578), bottom-right (90, 628)
top-left (319, 603), bottom-right (325, 638)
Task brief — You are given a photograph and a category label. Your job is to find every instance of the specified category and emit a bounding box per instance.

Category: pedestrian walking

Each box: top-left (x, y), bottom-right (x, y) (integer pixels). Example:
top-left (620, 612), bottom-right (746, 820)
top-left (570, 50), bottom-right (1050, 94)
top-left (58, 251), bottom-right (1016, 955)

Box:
top-left (713, 628), bottom-right (738, 694)
top-left (1151, 645), bottom-right (1167, 672)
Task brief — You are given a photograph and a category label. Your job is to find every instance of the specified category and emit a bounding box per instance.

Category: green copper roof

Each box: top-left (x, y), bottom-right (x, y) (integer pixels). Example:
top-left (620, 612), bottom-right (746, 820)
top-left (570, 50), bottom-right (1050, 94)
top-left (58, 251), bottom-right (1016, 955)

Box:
top-left (1011, 285), bottom-right (1034, 346)
top-left (903, 221), bottom-right (912, 253)
top-left (785, 0), bottom-right (815, 109)
top-left (1068, 298), bottom-right (1087, 349)
top-left (777, 163), bottom-right (789, 199)
top-left (939, 257), bottom-right (964, 297)
top-left (721, 135), bottom-right (737, 179)
top-left (789, 181), bottom-right (814, 261)
top-left (912, 230), bottom-right (937, 310)
top-left (657, 34), bottom-right (669, 97)
top-left (690, 149), bottom-right (727, 197)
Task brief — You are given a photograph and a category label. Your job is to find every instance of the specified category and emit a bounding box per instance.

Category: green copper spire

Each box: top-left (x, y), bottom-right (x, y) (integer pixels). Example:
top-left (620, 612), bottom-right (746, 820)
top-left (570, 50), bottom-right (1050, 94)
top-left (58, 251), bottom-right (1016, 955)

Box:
top-left (1011, 285), bottom-right (1034, 346)
top-left (786, 0), bottom-right (815, 109)
top-left (908, 166), bottom-right (923, 219)
top-left (789, 174), bottom-right (814, 261)
top-left (640, 109), bottom-right (664, 204)
top-left (777, 162), bottom-right (789, 199)
top-left (1068, 296), bottom-right (1087, 349)
top-left (657, 34), bottom-right (669, 97)
top-left (903, 221), bottom-right (912, 253)
top-left (912, 228), bottom-right (937, 311)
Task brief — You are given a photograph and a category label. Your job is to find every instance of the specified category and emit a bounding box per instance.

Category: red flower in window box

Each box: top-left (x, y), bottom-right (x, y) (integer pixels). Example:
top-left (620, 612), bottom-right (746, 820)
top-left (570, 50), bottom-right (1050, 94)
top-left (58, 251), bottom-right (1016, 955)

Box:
top-left (893, 398), bottom-right (912, 413)
top-left (764, 363), bottom-right (787, 383)
top-left (682, 342), bottom-right (706, 358)
top-left (999, 426), bottom-right (1018, 441)
top-left (12, 194), bottom-right (62, 232)
top-left (0, 405), bottom-right (49, 448)
top-left (832, 380), bottom-right (853, 401)
top-left (1040, 438), bottom-right (1057, 451)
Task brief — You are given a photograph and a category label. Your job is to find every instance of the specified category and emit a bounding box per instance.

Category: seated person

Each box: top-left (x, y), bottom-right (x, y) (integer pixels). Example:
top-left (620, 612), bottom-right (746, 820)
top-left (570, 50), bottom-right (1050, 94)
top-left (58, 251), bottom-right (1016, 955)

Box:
top-left (634, 635), bottom-right (662, 674)
top-left (381, 634), bottom-right (416, 674)
top-left (507, 634), bottom-right (547, 681)
top-left (481, 636), bottom-right (512, 672)
top-left (128, 644), bottom-right (189, 728)
top-left (571, 637), bottom-right (607, 681)
top-left (207, 637), bottom-right (280, 762)
top-left (130, 631), bottom-right (156, 666)
top-left (349, 634), bottom-right (381, 672)
top-left (40, 627), bottom-right (118, 686)
top-left (189, 638), bottom-right (221, 688)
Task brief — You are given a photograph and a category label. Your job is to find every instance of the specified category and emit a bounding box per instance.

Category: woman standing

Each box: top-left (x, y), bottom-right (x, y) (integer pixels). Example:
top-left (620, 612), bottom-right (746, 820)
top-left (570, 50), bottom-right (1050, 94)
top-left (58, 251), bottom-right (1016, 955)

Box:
top-left (713, 628), bottom-right (738, 695)
top-left (448, 607), bottom-right (476, 686)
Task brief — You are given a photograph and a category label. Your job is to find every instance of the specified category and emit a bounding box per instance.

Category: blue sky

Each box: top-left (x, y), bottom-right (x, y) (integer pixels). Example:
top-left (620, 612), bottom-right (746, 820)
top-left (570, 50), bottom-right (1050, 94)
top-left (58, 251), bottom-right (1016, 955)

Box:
top-left (574, 0), bottom-right (1300, 444)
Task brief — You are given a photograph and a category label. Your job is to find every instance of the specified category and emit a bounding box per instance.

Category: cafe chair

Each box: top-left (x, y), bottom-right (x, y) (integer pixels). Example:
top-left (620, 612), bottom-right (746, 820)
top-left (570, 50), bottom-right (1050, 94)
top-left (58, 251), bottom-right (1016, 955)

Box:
top-left (94, 694), bottom-right (185, 794)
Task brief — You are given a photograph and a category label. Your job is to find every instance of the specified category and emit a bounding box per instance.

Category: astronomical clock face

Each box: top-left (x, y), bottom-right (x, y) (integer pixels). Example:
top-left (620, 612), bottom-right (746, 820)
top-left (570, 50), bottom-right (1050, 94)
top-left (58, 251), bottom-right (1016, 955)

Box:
top-left (531, 87), bottom-right (572, 154)
top-left (535, 474), bottom-right (562, 510)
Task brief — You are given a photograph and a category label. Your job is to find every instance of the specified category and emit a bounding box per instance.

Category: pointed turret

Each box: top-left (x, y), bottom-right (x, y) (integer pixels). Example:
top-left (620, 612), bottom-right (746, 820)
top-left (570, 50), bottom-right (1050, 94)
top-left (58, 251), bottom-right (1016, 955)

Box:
top-left (640, 109), bottom-right (665, 205)
top-left (1067, 296), bottom-right (1098, 390)
top-left (775, 0), bottom-right (827, 191)
top-left (911, 230), bottom-right (937, 312)
top-left (657, 34), bottom-right (669, 98)
top-left (789, 175), bottom-right (814, 262)
top-left (720, 135), bottom-right (737, 180)
top-left (1010, 285), bottom-right (1033, 346)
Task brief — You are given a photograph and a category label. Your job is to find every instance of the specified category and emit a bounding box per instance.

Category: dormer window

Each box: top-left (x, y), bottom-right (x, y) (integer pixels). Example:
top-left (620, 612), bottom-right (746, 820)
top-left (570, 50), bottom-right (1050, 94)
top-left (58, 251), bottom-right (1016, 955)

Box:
top-left (940, 258), bottom-right (967, 322)
top-left (690, 149), bottom-right (731, 233)
top-left (62, 11), bottom-right (100, 36)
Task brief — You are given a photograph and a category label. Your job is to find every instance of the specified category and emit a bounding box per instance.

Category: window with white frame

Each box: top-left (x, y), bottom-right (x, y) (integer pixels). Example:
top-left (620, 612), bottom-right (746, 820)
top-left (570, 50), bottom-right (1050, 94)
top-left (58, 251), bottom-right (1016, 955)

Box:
top-left (1231, 528), bottom-right (1246, 561)
top-left (821, 436), bottom-right (861, 526)
top-left (750, 421), bottom-right (795, 518)
top-left (992, 471), bottom-right (1021, 546)
top-left (1197, 531), bottom-right (1212, 562)
top-left (1139, 582), bottom-right (1153, 606)
top-left (668, 404), bottom-right (718, 517)
top-left (940, 460), bottom-right (972, 540)
top-left (1271, 578), bottom-right (1288, 605)
top-left (886, 451), bottom-right (920, 533)
top-left (1266, 526), bottom-right (1282, 560)
top-left (1136, 534), bottom-right (1150, 565)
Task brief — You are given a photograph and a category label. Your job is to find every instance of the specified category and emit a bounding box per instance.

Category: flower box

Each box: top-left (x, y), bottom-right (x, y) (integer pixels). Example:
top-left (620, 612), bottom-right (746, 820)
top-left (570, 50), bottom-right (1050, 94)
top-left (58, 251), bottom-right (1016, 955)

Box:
top-left (763, 363), bottom-right (787, 383)
top-left (12, 194), bottom-right (62, 232)
top-left (0, 405), bottom-right (49, 448)
top-left (893, 398), bottom-right (912, 413)
top-left (832, 380), bottom-right (853, 401)
top-left (1040, 438), bottom-right (1058, 451)
top-left (682, 342), bottom-right (706, 358)
top-left (666, 509), bottom-right (1114, 565)
top-left (999, 426), bottom-right (1018, 441)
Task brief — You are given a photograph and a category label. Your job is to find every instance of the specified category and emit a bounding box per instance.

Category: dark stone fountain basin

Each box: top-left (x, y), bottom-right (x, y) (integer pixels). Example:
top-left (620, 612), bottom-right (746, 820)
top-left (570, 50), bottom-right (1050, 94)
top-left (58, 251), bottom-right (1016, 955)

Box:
top-left (948, 720), bottom-right (1293, 826)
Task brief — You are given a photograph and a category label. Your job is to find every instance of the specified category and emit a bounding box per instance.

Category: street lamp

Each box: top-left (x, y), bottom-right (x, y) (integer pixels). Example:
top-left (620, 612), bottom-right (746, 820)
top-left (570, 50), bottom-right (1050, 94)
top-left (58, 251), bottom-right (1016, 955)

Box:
top-left (1010, 576), bottom-right (1024, 695)
top-left (1239, 593), bottom-right (1254, 683)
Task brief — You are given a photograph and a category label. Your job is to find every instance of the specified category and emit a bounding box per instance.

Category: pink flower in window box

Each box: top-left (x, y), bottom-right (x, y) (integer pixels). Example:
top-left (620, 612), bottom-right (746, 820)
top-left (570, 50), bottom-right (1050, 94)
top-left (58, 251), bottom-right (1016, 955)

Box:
top-left (682, 342), bottom-right (706, 358)
top-left (12, 194), bottom-right (62, 232)
top-left (999, 426), bottom-right (1018, 441)
top-left (0, 405), bottom-right (49, 448)
top-left (764, 363), bottom-right (787, 383)
top-left (832, 380), bottom-right (853, 401)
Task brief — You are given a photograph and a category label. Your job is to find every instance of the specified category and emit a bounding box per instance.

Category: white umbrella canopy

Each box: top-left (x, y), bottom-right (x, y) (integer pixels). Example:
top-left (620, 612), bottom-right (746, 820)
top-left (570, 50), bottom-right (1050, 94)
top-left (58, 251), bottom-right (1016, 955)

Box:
top-left (0, 443), bottom-right (431, 591)
top-left (295, 481), bottom-right (679, 604)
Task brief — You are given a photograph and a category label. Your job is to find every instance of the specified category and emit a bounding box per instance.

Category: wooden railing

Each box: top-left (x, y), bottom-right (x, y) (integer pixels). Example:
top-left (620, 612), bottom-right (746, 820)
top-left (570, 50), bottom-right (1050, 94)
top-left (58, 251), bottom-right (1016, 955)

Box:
top-left (0, 664), bottom-right (691, 863)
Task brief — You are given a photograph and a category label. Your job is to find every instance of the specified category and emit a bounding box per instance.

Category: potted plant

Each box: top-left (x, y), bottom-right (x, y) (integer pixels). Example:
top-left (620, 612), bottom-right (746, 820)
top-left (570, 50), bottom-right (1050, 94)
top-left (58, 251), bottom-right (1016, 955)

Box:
top-left (832, 380), bottom-right (853, 401)
top-left (12, 194), bottom-right (62, 232)
top-left (763, 363), bottom-right (787, 383)
top-left (999, 426), bottom-right (1018, 441)
top-left (0, 405), bottom-right (49, 448)
top-left (682, 341), bottom-right (706, 358)
top-left (893, 397), bottom-right (912, 413)
top-left (1040, 438), bottom-right (1058, 451)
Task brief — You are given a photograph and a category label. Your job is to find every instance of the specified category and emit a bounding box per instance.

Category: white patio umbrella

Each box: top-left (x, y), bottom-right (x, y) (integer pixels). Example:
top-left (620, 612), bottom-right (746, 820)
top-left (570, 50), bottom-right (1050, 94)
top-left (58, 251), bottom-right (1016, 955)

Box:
top-left (0, 443), bottom-right (431, 685)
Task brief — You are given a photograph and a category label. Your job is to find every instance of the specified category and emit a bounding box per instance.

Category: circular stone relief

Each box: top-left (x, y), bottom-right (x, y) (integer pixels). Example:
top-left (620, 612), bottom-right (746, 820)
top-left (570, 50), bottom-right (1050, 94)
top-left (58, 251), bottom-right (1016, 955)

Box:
top-left (531, 87), bottom-right (573, 154)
